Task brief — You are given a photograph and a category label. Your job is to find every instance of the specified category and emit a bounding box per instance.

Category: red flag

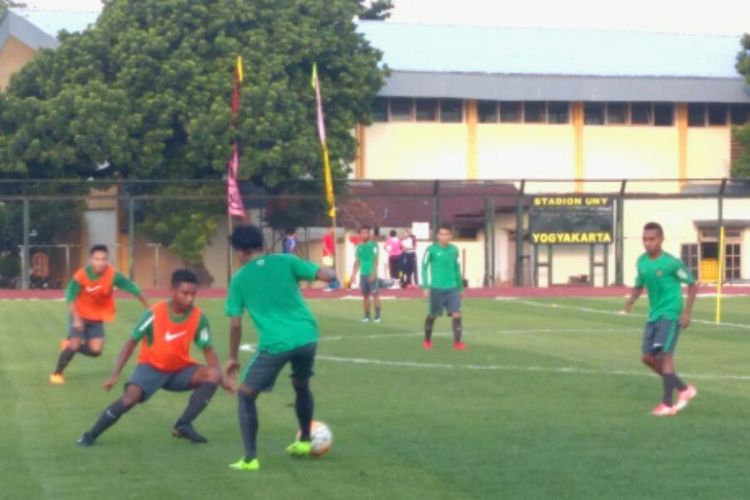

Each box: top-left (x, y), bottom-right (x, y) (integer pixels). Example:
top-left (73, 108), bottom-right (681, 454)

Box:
top-left (227, 142), bottom-right (245, 218)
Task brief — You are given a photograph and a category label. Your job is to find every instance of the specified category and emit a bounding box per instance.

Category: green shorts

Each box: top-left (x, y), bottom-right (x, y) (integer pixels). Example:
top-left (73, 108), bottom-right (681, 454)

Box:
top-left (429, 288), bottom-right (461, 316)
top-left (126, 363), bottom-right (199, 402)
top-left (642, 319), bottom-right (681, 355)
top-left (68, 317), bottom-right (105, 341)
top-left (242, 343), bottom-right (317, 392)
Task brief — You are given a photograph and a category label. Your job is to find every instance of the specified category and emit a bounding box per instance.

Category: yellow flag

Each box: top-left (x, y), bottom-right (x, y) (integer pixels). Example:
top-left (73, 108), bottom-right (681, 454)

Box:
top-left (236, 56), bottom-right (244, 83)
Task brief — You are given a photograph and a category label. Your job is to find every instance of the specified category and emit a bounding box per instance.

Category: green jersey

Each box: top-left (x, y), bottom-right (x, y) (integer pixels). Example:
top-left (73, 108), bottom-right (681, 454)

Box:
top-left (131, 306), bottom-right (212, 349)
top-left (635, 251), bottom-right (695, 321)
top-left (65, 266), bottom-right (142, 303)
top-left (422, 242), bottom-right (463, 290)
top-left (356, 240), bottom-right (379, 275)
top-left (225, 254), bottom-right (320, 353)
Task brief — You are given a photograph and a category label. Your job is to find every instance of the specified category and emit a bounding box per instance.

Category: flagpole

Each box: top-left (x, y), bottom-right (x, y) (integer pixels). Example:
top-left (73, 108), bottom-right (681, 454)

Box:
top-left (227, 56), bottom-right (246, 284)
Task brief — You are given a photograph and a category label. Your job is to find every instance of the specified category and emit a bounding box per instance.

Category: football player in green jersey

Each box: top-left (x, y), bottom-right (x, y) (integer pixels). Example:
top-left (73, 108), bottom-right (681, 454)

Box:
top-left (624, 222), bottom-right (698, 416)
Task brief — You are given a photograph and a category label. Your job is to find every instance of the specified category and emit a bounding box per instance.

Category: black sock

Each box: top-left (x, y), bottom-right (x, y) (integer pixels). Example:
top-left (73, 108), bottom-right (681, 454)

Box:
top-left (294, 384), bottom-right (314, 441)
top-left (54, 348), bottom-right (76, 374)
top-left (78, 343), bottom-right (101, 358)
top-left (662, 373), bottom-right (677, 406)
top-left (424, 316), bottom-right (436, 341)
top-left (238, 392), bottom-right (259, 461)
top-left (375, 307), bottom-right (381, 318)
top-left (452, 317), bottom-right (463, 343)
top-left (674, 375), bottom-right (687, 392)
top-left (89, 400), bottom-right (130, 439)
top-left (176, 382), bottom-right (218, 427)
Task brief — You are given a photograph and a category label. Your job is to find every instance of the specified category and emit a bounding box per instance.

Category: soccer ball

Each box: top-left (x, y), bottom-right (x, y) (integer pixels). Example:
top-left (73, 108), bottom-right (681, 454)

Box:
top-left (297, 420), bottom-right (333, 457)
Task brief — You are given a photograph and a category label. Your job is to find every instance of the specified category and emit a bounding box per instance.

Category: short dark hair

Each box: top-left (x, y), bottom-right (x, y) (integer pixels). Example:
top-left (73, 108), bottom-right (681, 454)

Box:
top-left (389, 230), bottom-right (397, 237)
top-left (171, 269), bottom-right (198, 288)
top-left (438, 223), bottom-right (453, 232)
top-left (286, 228), bottom-right (296, 235)
top-left (90, 244), bottom-right (109, 255)
top-left (231, 225), bottom-right (264, 252)
top-left (643, 222), bottom-right (664, 236)
top-left (359, 225), bottom-right (371, 232)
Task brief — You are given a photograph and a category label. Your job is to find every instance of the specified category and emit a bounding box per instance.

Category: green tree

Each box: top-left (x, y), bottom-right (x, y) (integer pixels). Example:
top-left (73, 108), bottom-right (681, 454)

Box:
top-left (733, 34), bottom-right (750, 178)
top-left (360, 0), bottom-right (395, 20)
top-left (0, 0), bottom-right (383, 270)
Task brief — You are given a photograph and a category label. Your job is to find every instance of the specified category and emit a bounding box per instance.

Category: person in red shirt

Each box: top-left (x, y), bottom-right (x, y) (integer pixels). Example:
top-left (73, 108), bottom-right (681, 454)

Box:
top-left (77, 269), bottom-right (233, 446)
top-left (50, 244), bottom-right (149, 384)
top-left (321, 226), bottom-right (340, 290)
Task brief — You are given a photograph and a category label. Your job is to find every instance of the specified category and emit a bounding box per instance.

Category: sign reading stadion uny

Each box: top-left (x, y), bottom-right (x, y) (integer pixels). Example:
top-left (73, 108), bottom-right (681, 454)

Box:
top-left (529, 196), bottom-right (614, 244)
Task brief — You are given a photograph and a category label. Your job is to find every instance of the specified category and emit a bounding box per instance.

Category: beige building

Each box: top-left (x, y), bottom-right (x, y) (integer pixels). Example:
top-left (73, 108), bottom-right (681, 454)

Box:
top-left (0, 11), bottom-right (58, 90)
top-left (349, 22), bottom-right (750, 287)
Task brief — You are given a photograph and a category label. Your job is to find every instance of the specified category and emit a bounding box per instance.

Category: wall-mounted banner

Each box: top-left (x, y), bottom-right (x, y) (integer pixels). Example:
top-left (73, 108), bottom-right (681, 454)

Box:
top-left (529, 196), bottom-right (614, 245)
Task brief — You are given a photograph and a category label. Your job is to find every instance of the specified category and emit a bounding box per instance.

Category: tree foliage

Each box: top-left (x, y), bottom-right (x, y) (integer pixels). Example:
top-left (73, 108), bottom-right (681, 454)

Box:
top-left (733, 33), bottom-right (750, 178)
top-left (0, 0), bottom-right (384, 268)
top-left (360, 0), bottom-right (395, 20)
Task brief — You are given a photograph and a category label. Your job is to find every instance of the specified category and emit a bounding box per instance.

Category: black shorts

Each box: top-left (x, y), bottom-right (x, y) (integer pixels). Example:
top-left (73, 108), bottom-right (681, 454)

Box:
top-left (126, 363), bottom-right (199, 402)
top-left (242, 343), bottom-right (317, 392)
top-left (360, 274), bottom-right (379, 297)
top-left (642, 319), bottom-right (681, 355)
top-left (68, 317), bottom-right (105, 341)
top-left (429, 289), bottom-right (461, 316)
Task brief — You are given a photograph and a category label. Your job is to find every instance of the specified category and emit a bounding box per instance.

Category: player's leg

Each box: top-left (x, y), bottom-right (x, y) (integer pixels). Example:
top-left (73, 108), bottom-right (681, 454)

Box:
top-left (78, 383), bottom-right (144, 446)
top-left (361, 277), bottom-right (372, 321)
top-left (658, 321), bottom-right (696, 411)
top-left (230, 351), bottom-right (288, 471)
top-left (650, 320), bottom-right (690, 415)
top-left (423, 289), bottom-right (440, 349)
top-left (373, 285), bottom-right (382, 322)
top-left (287, 343), bottom-right (317, 457)
top-left (77, 322), bottom-right (105, 357)
top-left (170, 365), bottom-right (221, 443)
top-left (50, 318), bottom-right (85, 382)
top-left (447, 290), bottom-right (465, 349)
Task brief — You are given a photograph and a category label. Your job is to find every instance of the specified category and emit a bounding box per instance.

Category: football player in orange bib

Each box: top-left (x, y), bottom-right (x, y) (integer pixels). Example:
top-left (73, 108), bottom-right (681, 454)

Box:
top-left (77, 269), bottom-right (233, 446)
top-left (50, 244), bottom-right (149, 384)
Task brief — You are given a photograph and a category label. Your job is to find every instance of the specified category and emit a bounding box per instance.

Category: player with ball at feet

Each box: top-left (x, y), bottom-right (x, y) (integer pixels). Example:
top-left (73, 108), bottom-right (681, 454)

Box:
top-left (624, 222), bottom-right (698, 416)
top-left (225, 225), bottom-right (336, 472)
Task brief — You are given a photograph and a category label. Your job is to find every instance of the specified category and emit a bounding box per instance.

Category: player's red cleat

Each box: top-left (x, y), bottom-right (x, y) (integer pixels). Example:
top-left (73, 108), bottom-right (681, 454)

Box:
top-left (423, 340), bottom-right (432, 350)
top-left (675, 385), bottom-right (697, 411)
top-left (651, 403), bottom-right (677, 416)
top-left (453, 341), bottom-right (467, 351)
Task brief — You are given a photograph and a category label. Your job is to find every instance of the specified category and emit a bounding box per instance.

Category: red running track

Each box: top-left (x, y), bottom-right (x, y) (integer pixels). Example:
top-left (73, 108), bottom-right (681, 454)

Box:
top-left (1, 286), bottom-right (748, 300)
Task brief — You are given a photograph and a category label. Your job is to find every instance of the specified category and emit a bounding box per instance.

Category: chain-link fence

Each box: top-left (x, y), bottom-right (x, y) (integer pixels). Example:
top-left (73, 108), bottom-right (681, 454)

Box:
top-left (0, 178), bottom-right (748, 290)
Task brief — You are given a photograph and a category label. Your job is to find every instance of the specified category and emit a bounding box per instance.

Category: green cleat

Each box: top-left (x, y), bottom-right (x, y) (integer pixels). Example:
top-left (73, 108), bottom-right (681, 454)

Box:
top-left (286, 440), bottom-right (312, 457)
top-left (229, 458), bottom-right (260, 472)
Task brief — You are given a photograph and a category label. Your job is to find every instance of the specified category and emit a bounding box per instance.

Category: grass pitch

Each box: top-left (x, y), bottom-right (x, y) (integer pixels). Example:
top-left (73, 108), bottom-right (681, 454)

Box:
top-left (1, 295), bottom-right (749, 499)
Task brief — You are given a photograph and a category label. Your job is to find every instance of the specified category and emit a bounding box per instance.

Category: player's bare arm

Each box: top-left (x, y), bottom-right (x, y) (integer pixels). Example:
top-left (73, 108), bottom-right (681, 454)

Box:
top-left (225, 316), bottom-right (242, 381)
top-left (349, 259), bottom-right (360, 288)
top-left (624, 287), bottom-right (643, 313)
top-left (68, 301), bottom-right (84, 332)
top-left (680, 282), bottom-right (698, 329)
top-left (371, 253), bottom-right (378, 283)
top-left (204, 346), bottom-right (235, 393)
top-left (103, 338), bottom-right (138, 391)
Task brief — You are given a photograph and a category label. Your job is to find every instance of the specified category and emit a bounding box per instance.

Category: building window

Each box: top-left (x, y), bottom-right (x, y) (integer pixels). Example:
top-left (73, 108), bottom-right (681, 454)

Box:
top-left (415, 98), bottom-right (438, 122)
top-left (478, 100), bottom-right (498, 123)
top-left (681, 244), bottom-right (699, 279)
top-left (389, 98), bottom-right (413, 121)
top-left (688, 103), bottom-right (706, 127)
top-left (524, 102), bottom-right (546, 123)
top-left (584, 103), bottom-right (605, 125)
top-left (547, 102), bottom-right (569, 124)
top-left (631, 103), bottom-right (652, 125)
top-left (372, 98), bottom-right (388, 122)
top-left (726, 243), bottom-right (741, 281)
top-left (730, 104), bottom-right (750, 125)
top-left (440, 99), bottom-right (463, 123)
top-left (499, 101), bottom-right (522, 123)
top-left (653, 103), bottom-right (674, 126)
top-left (707, 103), bottom-right (728, 126)
top-left (606, 103), bottom-right (628, 125)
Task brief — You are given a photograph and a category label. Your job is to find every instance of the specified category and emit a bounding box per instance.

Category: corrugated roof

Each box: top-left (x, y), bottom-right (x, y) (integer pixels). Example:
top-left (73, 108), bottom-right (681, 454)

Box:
top-left (358, 21), bottom-right (743, 79)
top-left (12, 9), bottom-right (99, 37)
top-left (0, 10), bottom-right (58, 50)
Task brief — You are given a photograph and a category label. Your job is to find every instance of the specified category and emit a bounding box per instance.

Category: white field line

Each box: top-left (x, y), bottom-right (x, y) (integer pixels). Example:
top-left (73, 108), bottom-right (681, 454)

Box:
top-left (508, 299), bottom-right (750, 330)
top-left (317, 328), bottom-right (636, 343)
top-left (317, 355), bottom-right (750, 382)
